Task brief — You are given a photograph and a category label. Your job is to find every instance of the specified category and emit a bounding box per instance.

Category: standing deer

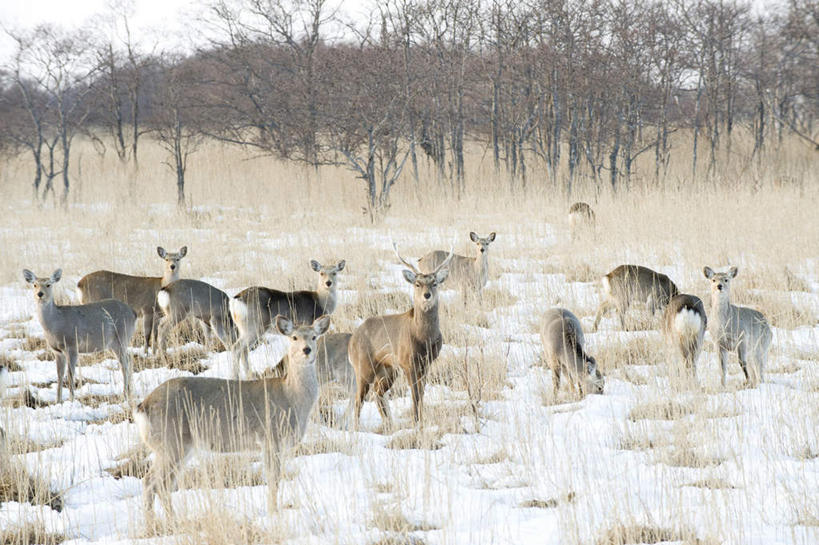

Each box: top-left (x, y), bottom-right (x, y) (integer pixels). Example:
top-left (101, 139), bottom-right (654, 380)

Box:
top-left (662, 294), bottom-right (707, 381)
top-left (135, 315), bottom-right (331, 527)
top-left (314, 332), bottom-right (355, 423)
top-left (23, 269), bottom-right (137, 403)
top-left (540, 308), bottom-right (604, 397)
top-left (155, 279), bottom-right (236, 356)
top-left (418, 232), bottom-right (494, 294)
top-left (349, 244), bottom-right (453, 428)
top-left (568, 202), bottom-right (596, 240)
top-left (77, 246), bottom-right (187, 355)
top-left (703, 266), bottom-right (772, 387)
top-left (230, 260), bottom-right (345, 379)
top-left (592, 264), bottom-right (679, 331)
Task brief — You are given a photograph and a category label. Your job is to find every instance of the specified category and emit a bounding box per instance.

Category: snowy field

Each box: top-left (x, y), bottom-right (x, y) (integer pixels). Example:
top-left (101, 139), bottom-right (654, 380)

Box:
top-left (1, 201), bottom-right (818, 545)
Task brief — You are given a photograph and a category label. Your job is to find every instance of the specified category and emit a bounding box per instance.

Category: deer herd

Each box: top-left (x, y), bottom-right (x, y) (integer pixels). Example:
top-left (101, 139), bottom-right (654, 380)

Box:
top-left (9, 202), bottom-right (776, 526)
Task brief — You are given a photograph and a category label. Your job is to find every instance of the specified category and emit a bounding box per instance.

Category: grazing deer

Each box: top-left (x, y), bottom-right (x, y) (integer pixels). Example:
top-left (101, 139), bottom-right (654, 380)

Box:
top-left (703, 266), bottom-right (772, 387)
top-left (592, 264), bottom-right (679, 331)
top-left (540, 308), bottom-right (604, 397)
top-left (229, 260), bottom-right (345, 379)
top-left (662, 294), bottom-right (707, 381)
top-left (568, 202), bottom-right (596, 240)
top-left (418, 232), bottom-right (495, 293)
top-left (23, 269), bottom-right (137, 403)
top-left (77, 246), bottom-right (187, 355)
top-left (155, 279), bottom-right (236, 356)
top-left (349, 244), bottom-right (453, 428)
top-left (135, 315), bottom-right (331, 527)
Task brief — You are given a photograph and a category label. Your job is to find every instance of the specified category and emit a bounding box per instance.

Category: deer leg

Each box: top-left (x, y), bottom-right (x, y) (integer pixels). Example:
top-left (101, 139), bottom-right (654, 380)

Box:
top-left (374, 371), bottom-right (396, 431)
top-left (54, 351), bottom-right (66, 404)
top-left (408, 364), bottom-right (425, 426)
top-left (111, 343), bottom-right (133, 403)
top-left (210, 316), bottom-right (233, 352)
top-left (592, 300), bottom-right (611, 331)
top-left (550, 358), bottom-right (562, 397)
top-left (144, 449), bottom-right (186, 529)
top-left (231, 336), bottom-right (249, 380)
top-left (718, 348), bottom-right (729, 387)
top-left (737, 343), bottom-right (751, 385)
top-left (142, 312), bottom-right (154, 356)
top-left (156, 313), bottom-right (178, 358)
top-left (263, 444), bottom-right (282, 514)
top-left (354, 375), bottom-right (372, 428)
top-left (67, 346), bottom-right (79, 402)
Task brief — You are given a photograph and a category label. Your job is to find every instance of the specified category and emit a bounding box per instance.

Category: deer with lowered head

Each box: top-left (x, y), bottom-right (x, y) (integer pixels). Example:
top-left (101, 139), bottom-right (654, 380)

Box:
top-left (349, 244), bottom-right (453, 428)
top-left (135, 314), bottom-right (331, 527)
top-left (540, 308), bottom-right (604, 397)
top-left (24, 269), bottom-right (137, 403)
top-left (703, 266), bottom-right (772, 387)
top-left (230, 259), bottom-right (345, 379)
top-left (593, 264), bottom-right (679, 331)
top-left (77, 246), bottom-right (187, 355)
top-left (418, 232), bottom-right (494, 294)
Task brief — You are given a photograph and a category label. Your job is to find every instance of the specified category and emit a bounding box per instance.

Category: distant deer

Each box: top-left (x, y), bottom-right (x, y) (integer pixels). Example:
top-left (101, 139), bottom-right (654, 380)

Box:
top-left (540, 308), bottom-right (604, 397)
top-left (155, 279), bottom-right (236, 356)
top-left (229, 260), bottom-right (345, 379)
top-left (77, 246), bottom-right (187, 355)
top-left (662, 294), bottom-right (707, 381)
top-left (135, 314), bottom-right (331, 527)
top-left (568, 202), bottom-right (596, 240)
top-left (593, 264), bottom-right (679, 331)
top-left (23, 269), bottom-right (137, 403)
top-left (703, 266), bottom-right (772, 387)
top-left (418, 232), bottom-right (495, 294)
top-left (349, 244), bottom-right (453, 428)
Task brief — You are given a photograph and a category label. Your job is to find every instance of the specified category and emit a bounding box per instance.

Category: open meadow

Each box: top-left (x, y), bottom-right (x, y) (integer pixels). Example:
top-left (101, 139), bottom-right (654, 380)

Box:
top-left (0, 137), bottom-right (818, 545)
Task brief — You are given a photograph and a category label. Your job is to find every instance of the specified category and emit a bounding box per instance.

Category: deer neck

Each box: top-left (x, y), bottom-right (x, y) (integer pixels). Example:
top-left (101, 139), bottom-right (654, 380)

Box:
top-left (280, 354), bottom-right (319, 407)
top-left (412, 304), bottom-right (440, 339)
top-left (316, 282), bottom-right (337, 314)
top-left (161, 268), bottom-right (179, 288)
top-left (36, 297), bottom-right (58, 324)
top-left (474, 251), bottom-right (489, 285)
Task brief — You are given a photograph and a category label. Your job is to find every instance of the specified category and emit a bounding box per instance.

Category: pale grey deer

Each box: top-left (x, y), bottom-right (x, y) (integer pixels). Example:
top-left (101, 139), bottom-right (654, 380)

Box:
top-left (540, 308), bottom-right (604, 397)
top-left (24, 269), bottom-right (137, 403)
top-left (77, 246), bottom-right (187, 355)
top-left (135, 314), bottom-right (330, 527)
top-left (703, 266), bottom-right (772, 387)
top-left (418, 232), bottom-right (494, 294)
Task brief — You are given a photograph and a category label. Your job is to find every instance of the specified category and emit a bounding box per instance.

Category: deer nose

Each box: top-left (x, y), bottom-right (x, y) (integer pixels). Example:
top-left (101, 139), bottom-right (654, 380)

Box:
top-left (423, 292), bottom-right (431, 299)
top-left (717, 284), bottom-right (723, 291)
top-left (325, 281), bottom-right (332, 287)
top-left (170, 264), bottom-right (176, 270)
top-left (303, 346), bottom-right (312, 355)
top-left (480, 248), bottom-right (485, 253)
top-left (37, 291), bottom-right (44, 298)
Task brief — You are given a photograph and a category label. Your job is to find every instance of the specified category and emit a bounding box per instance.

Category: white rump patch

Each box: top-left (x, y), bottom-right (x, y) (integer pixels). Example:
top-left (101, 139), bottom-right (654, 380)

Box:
top-left (228, 297), bottom-right (248, 336)
top-left (133, 409), bottom-right (150, 444)
top-left (675, 308), bottom-right (703, 339)
top-left (157, 290), bottom-right (170, 312)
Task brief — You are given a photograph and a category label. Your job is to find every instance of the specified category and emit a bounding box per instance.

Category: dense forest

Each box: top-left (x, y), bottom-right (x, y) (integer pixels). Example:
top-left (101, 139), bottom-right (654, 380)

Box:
top-left (0, 0), bottom-right (816, 214)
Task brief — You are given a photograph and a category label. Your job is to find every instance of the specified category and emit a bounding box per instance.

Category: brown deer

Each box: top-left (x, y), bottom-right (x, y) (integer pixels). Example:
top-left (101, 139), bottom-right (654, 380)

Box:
top-left (349, 244), bottom-right (453, 428)
top-left (592, 264), bottom-right (679, 331)
top-left (662, 294), bottom-right (707, 381)
top-left (77, 246), bottom-right (187, 355)
top-left (229, 260), bottom-right (345, 379)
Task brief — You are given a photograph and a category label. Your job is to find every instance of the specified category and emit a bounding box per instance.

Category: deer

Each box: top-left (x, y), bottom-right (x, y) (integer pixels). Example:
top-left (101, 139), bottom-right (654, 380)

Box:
top-left (155, 279), bottom-right (237, 356)
top-left (229, 260), bottom-right (345, 379)
top-left (567, 202), bottom-right (596, 240)
top-left (662, 294), bottom-right (707, 381)
top-left (349, 244), bottom-right (453, 429)
top-left (314, 332), bottom-right (356, 424)
top-left (77, 246), bottom-right (187, 356)
top-left (135, 314), bottom-right (331, 527)
top-left (23, 269), bottom-right (137, 404)
top-left (592, 264), bottom-right (679, 331)
top-left (540, 308), bottom-right (604, 398)
top-left (418, 232), bottom-right (494, 294)
top-left (703, 266), bottom-right (772, 387)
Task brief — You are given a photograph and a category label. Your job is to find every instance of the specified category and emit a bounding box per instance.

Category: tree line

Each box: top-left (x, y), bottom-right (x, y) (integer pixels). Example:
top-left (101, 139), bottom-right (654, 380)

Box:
top-left (0, 0), bottom-right (816, 216)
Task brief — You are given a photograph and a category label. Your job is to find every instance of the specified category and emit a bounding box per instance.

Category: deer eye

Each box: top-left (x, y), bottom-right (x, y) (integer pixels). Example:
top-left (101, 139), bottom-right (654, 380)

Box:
top-left (292, 335), bottom-right (297, 340)
top-left (312, 336), bottom-right (317, 341)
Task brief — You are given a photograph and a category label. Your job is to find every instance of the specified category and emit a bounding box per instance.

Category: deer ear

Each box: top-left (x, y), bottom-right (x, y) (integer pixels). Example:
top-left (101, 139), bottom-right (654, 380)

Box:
top-left (50, 269), bottom-right (62, 283)
top-left (275, 315), bottom-right (294, 336)
top-left (157, 247), bottom-right (167, 258)
top-left (435, 268), bottom-right (450, 284)
top-left (402, 269), bottom-right (416, 284)
top-left (336, 260), bottom-right (346, 271)
top-left (469, 231), bottom-right (479, 242)
top-left (488, 232), bottom-right (496, 242)
top-left (703, 266), bottom-right (714, 279)
top-left (586, 356), bottom-right (598, 375)
top-left (728, 266), bottom-right (738, 278)
top-left (179, 246), bottom-right (188, 257)
top-left (310, 260), bottom-right (321, 272)
top-left (313, 315), bottom-right (331, 335)
top-left (23, 269), bottom-right (36, 283)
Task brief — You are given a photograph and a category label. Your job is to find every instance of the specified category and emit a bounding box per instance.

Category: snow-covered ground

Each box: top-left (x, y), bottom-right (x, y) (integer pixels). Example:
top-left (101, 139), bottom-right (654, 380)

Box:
top-left (1, 214), bottom-right (818, 545)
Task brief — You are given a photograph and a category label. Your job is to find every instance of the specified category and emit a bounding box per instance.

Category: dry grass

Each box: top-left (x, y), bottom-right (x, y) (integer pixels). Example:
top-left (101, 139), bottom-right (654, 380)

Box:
top-left (0, 523), bottom-right (65, 545)
top-left (595, 524), bottom-right (705, 545)
top-left (628, 400), bottom-right (694, 421)
top-left (519, 491), bottom-right (576, 509)
top-left (0, 457), bottom-right (63, 512)
top-left (0, 353), bottom-right (22, 372)
top-left (595, 336), bottom-right (663, 371)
